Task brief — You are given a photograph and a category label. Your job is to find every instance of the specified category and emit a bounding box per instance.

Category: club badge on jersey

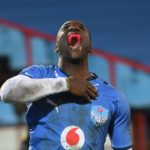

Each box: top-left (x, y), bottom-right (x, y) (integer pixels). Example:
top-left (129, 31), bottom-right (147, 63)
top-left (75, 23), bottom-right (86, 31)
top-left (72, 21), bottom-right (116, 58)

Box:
top-left (91, 105), bottom-right (108, 126)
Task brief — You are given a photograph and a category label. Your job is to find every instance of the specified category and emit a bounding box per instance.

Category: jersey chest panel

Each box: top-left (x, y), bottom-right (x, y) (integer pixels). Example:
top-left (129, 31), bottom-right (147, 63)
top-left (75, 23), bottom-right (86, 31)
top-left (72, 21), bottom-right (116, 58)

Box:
top-left (28, 95), bottom-right (113, 150)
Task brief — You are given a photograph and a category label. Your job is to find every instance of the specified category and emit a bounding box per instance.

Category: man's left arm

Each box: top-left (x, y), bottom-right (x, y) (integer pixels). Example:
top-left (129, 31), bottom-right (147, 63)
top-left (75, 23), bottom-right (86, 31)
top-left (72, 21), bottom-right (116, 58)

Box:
top-left (109, 93), bottom-right (132, 150)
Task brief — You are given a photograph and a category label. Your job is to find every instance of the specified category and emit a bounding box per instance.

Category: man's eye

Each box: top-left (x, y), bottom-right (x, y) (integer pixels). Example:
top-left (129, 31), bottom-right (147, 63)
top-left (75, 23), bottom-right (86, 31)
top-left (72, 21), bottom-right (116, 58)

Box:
top-left (79, 25), bottom-right (84, 30)
top-left (63, 26), bottom-right (69, 30)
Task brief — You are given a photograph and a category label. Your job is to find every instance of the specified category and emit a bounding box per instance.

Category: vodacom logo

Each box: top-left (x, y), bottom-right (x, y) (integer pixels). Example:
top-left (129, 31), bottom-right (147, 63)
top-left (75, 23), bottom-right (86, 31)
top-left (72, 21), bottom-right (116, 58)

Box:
top-left (61, 125), bottom-right (85, 150)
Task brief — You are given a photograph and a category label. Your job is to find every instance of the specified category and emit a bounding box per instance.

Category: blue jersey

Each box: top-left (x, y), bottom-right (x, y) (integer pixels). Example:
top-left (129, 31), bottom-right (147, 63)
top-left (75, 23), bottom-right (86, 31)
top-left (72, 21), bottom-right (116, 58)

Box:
top-left (20, 65), bottom-right (132, 150)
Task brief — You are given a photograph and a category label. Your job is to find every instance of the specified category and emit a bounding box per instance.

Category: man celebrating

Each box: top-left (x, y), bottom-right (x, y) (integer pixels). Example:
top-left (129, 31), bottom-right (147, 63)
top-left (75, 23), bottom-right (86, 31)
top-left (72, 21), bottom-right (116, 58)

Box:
top-left (0, 20), bottom-right (132, 150)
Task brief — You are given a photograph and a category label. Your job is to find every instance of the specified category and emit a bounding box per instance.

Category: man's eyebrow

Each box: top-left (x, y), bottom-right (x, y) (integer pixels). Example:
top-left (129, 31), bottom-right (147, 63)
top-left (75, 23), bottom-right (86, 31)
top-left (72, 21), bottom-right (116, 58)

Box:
top-left (61, 23), bottom-right (70, 29)
top-left (63, 22), bottom-right (84, 27)
top-left (60, 22), bottom-right (86, 31)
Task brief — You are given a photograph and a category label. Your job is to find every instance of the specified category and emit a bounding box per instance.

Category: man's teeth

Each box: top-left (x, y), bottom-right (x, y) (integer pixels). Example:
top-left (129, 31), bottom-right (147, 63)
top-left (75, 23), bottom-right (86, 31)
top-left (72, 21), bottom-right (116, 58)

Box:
top-left (70, 45), bottom-right (81, 50)
top-left (72, 47), bottom-right (77, 50)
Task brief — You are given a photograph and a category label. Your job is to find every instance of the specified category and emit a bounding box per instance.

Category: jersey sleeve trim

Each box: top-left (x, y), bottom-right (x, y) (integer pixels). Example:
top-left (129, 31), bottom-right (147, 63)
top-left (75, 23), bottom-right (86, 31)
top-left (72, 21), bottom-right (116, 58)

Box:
top-left (112, 144), bottom-right (132, 150)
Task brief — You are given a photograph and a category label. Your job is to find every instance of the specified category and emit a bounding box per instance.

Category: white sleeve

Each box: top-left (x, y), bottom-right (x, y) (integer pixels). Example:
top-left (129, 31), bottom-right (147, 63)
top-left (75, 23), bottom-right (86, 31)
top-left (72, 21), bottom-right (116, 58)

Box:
top-left (0, 75), bottom-right (68, 103)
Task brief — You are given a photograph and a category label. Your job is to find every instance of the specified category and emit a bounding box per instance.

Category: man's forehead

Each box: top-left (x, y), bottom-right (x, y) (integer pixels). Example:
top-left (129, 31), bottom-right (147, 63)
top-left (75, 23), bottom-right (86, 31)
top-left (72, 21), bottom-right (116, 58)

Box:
top-left (61, 20), bottom-right (85, 27)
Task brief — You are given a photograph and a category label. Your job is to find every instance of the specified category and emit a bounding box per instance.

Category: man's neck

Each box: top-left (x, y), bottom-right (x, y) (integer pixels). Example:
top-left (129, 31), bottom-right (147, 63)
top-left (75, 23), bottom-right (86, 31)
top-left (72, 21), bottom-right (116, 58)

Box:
top-left (58, 57), bottom-right (91, 79)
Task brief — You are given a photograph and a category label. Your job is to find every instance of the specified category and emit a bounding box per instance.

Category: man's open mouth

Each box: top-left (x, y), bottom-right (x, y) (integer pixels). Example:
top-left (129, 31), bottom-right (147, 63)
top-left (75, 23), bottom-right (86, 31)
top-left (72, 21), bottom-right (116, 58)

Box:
top-left (68, 33), bottom-right (82, 50)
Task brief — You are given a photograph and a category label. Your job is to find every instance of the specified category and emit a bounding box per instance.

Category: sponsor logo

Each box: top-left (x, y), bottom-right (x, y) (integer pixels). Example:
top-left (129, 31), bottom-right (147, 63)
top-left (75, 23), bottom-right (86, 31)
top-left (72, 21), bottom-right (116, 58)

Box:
top-left (91, 105), bottom-right (108, 126)
top-left (61, 126), bottom-right (85, 150)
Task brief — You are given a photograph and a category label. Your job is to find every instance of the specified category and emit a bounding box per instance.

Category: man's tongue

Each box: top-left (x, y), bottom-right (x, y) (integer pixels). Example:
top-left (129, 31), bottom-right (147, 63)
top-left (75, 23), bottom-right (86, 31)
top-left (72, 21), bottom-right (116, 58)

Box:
top-left (68, 34), bottom-right (82, 46)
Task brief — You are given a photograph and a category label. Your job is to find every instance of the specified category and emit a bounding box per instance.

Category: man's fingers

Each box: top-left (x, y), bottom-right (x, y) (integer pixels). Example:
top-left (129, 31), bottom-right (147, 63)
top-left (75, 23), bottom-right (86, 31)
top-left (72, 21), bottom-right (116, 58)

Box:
top-left (87, 89), bottom-right (97, 100)
top-left (84, 93), bottom-right (91, 102)
top-left (87, 83), bottom-right (98, 96)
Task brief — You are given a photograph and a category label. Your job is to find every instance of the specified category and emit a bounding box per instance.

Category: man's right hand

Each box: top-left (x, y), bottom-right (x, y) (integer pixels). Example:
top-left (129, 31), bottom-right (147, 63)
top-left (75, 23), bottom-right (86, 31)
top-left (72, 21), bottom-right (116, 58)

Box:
top-left (67, 77), bottom-right (99, 102)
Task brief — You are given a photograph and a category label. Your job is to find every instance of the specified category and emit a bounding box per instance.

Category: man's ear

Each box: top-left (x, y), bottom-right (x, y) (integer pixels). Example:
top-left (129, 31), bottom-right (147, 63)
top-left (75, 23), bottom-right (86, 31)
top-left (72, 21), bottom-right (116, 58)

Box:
top-left (55, 44), bottom-right (59, 53)
top-left (88, 47), bottom-right (92, 53)
top-left (55, 48), bottom-right (59, 53)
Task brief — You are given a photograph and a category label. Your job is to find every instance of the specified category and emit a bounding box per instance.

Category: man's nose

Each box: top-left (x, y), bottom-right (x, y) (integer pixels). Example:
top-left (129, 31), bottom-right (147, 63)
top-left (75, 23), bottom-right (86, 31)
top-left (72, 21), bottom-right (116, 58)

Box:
top-left (68, 25), bottom-right (80, 31)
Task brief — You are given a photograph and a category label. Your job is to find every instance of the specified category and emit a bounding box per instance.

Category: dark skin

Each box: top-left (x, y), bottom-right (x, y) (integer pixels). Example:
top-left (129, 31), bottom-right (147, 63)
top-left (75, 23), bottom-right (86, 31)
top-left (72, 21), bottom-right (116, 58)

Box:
top-left (55, 20), bottom-right (98, 102)
top-left (55, 20), bottom-right (132, 150)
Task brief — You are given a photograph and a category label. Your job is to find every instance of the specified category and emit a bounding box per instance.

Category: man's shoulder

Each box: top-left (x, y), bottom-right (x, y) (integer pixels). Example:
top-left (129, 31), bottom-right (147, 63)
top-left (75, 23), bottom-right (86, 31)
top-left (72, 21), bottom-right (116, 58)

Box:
top-left (28, 64), bottom-right (55, 70)
top-left (95, 77), bottom-right (123, 100)
top-left (20, 65), bottom-right (56, 78)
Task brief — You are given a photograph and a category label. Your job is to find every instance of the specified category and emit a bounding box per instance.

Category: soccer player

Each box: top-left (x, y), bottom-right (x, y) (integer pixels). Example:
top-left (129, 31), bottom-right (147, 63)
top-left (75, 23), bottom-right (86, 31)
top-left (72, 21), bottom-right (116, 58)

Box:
top-left (0, 20), bottom-right (132, 150)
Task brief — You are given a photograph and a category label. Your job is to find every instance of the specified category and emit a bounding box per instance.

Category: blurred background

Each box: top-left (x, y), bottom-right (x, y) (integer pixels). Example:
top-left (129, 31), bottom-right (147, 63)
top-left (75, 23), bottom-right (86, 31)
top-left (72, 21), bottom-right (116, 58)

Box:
top-left (0, 0), bottom-right (150, 150)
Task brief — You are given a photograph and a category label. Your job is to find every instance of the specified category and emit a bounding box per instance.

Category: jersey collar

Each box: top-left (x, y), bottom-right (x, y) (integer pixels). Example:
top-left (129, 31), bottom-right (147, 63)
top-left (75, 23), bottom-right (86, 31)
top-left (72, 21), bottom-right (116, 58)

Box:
top-left (55, 66), bottom-right (98, 81)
